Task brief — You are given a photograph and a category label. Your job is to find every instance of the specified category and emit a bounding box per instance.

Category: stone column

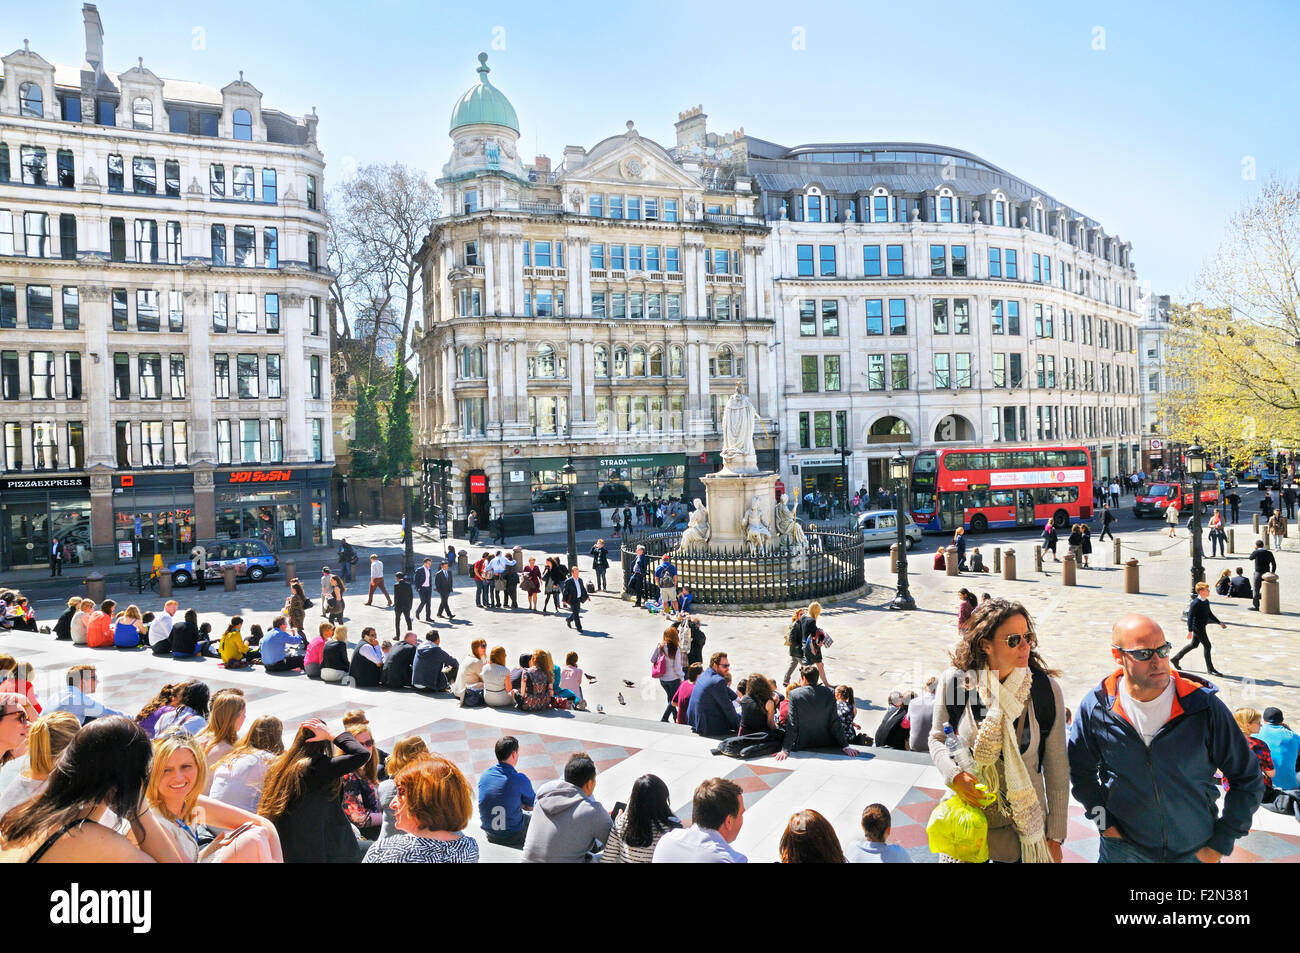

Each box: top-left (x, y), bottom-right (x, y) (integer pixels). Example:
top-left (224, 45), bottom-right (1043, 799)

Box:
top-left (194, 467), bottom-right (216, 539)
top-left (89, 470), bottom-right (114, 566)
top-left (483, 235), bottom-right (496, 315)
top-left (82, 285), bottom-right (114, 467)
top-left (283, 292), bottom-right (308, 460)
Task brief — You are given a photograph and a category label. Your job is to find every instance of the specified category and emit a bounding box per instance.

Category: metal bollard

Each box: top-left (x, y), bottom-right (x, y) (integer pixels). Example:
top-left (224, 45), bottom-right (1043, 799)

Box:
top-left (1263, 572), bottom-right (1280, 614)
top-left (283, 559), bottom-right (297, 582)
top-left (1253, 514), bottom-right (1260, 534)
top-left (1265, 533), bottom-right (1272, 551)
top-left (945, 545), bottom-right (960, 576)
top-left (457, 550), bottom-right (469, 574)
top-left (1113, 537), bottom-right (1121, 565)
top-left (1124, 558), bottom-right (1140, 594)
top-left (1228, 528), bottom-right (1235, 554)
top-left (513, 545), bottom-right (523, 569)
top-left (993, 547), bottom-right (1002, 573)
top-left (157, 572), bottom-right (172, 599)
top-left (222, 565), bottom-right (238, 592)
top-left (1003, 548), bottom-right (1016, 580)
top-left (1062, 553), bottom-right (1077, 586)
top-left (1034, 545), bottom-right (1044, 573)
top-left (82, 572), bottom-right (106, 605)
top-left (889, 543), bottom-right (898, 575)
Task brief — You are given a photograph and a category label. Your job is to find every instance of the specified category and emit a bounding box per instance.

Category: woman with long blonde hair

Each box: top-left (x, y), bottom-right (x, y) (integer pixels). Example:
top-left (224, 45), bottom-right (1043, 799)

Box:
top-left (378, 736), bottom-right (430, 838)
top-left (147, 731), bottom-right (281, 862)
top-left (514, 648), bottom-right (554, 712)
top-left (0, 711), bottom-right (79, 817)
top-left (209, 715), bottom-right (284, 813)
top-left (258, 717), bottom-right (370, 863)
top-left (197, 689), bottom-right (246, 767)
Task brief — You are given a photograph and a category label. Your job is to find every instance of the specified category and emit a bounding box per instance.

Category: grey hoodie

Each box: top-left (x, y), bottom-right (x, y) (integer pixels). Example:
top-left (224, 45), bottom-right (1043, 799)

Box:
top-left (521, 779), bottom-right (613, 863)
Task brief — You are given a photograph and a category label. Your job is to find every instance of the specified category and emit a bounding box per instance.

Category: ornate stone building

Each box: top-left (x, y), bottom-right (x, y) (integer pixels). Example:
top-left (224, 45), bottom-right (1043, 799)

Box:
top-left (414, 56), bottom-right (777, 535)
top-left (0, 5), bottom-right (332, 571)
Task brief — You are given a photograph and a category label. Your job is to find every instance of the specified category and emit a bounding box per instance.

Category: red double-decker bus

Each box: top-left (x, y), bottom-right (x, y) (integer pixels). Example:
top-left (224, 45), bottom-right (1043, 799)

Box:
top-left (909, 446), bottom-right (1094, 533)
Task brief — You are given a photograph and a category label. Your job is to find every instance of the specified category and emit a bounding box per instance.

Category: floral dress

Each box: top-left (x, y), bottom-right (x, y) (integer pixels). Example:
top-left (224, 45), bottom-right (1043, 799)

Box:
top-left (516, 666), bottom-right (553, 712)
top-left (341, 771), bottom-right (382, 841)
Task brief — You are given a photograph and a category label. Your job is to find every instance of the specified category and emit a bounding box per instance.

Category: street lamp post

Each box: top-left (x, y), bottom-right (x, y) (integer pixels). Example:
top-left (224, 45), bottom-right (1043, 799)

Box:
top-left (560, 457), bottom-right (578, 569)
top-left (1186, 442), bottom-right (1206, 595)
top-left (400, 473), bottom-right (416, 577)
top-left (888, 450), bottom-right (916, 611)
top-left (839, 447), bottom-right (853, 517)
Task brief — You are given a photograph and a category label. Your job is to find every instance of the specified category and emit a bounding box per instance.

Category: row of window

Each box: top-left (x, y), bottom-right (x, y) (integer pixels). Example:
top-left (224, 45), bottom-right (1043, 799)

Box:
top-left (458, 342), bottom-right (743, 380)
top-left (796, 410), bottom-right (850, 450)
top-left (16, 83), bottom-right (259, 143)
top-left (987, 405), bottom-right (1134, 443)
top-left (456, 287), bottom-right (743, 322)
top-left (0, 145), bottom-right (75, 188)
top-left (0, 210), bottom-right (74, 259)
top-left (586, 195), bottom-right (681, 222)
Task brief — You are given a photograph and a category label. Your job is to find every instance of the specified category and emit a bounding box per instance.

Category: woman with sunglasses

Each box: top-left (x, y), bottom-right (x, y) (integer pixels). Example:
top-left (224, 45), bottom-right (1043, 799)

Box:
top-left (340, 710), bottom-right (383, 842)
top-left (929, 598), bottom-right (1068, 863)
top-left (0, 692), bottom-right (35, 768)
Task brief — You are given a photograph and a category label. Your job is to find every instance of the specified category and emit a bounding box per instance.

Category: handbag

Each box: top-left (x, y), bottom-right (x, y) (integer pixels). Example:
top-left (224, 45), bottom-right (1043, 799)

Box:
top-left (651, 645), bottom-right (667, 679)
top-left (302, 597), bottom-right (314, 609)
top-left (495, 578), bottom-right (506, 592)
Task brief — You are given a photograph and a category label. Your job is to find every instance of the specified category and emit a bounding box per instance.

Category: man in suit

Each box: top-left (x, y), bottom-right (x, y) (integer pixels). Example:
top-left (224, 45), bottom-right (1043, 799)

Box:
top-left (775, 665), bottom-right (858, 761)
top-left (383, 631), bottom-right (419, 689)
top-left (1172, 581), bottom-right (1226, 676)
top-left (49, 537), bottom-right (64, 576)
top-left (435, 560), bottom-right (455, 620)
top-left (412, 629), bottom-right (459, 692)
top-left (686, 652), bottom-right (740, 737)
top-left (414, 557), bottom-right (435, 623)
top-left (1249, 539), bottom-right (1277, 611)
top-left (561, 565), bottom-right (589, 632)
top-left (392, 572), bottom-right (413, 640)
top-left (627, 545), bottom-right (649, 608)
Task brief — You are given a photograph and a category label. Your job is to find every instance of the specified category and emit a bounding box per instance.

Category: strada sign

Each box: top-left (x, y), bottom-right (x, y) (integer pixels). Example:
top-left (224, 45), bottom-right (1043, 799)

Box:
top-left (226, 470), bottom-right (293, 484)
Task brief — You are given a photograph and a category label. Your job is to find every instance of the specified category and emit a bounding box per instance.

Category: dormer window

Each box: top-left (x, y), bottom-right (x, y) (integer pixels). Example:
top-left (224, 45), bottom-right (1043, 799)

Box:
top-left (938, 195), bottom-right (954, 223)
top-left (19, 83), bottom-right (43, 119)
top-left (233, 108), bottom-right (252, 141)
top-left (805, 189), bottom-right (822, 223)
top-left (871, 191), bottom-right (890, 223)
top-left (132, 97), bottom-right (153, 130)
top-left (993, 197), bottom-right (1006, 227)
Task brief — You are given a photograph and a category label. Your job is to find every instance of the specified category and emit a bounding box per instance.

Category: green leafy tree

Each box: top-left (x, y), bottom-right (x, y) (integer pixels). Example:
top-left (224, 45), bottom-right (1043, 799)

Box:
top-left (383, 360), bottom-right (414, 482)
top-left (350, 383), bottom-right (384, 478)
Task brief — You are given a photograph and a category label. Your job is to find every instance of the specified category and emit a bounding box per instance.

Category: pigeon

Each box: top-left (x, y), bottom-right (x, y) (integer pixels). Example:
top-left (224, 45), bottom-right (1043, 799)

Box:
top-left (617, 693), bottom-right (626, 705)
top-left (622, 679), bottom-right (635, 688)
top-left (596, 704), bottom-right (605, 714)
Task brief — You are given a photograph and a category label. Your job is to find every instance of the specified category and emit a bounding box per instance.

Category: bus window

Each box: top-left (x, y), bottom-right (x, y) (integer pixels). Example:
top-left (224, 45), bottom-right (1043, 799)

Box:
top-left (988, 452), bottom-right (1010, 469)
top-left (1036, 487), bottom-right (1079, 505)
top-left (1043, 450), bottom-right (1067, 467)
top-left (1069, 450), bottom-right (1088, 467)
top-left (967, 453), bottom-right (988, 470)
top-left (990, 490), bottom-right (1014, 507)
top-left (943, 453), bottom-right (967, 471)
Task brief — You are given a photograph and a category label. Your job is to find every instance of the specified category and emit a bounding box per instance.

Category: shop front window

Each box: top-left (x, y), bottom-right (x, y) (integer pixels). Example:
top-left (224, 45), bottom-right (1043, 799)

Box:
top-left (595, 463), bottom-right (684, 507)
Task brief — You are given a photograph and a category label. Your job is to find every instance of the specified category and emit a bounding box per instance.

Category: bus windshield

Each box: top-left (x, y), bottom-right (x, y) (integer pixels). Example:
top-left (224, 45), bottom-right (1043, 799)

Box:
top-left (910, 451), bottom-right (937, 515)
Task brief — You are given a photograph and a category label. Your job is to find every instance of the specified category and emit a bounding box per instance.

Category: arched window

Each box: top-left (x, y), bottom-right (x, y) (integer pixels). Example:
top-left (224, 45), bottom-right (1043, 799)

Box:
top-left (714, 345), bottom-right (734, 377)
top-left (529, 342), bottom-right (560, 379)
top-left (631, 345), bottom-right (646, 377)
top-left (669, 345), bottom-right (683, 377)
top-left (594, 344), bottom-right (609, 378)
top-left (648, 346), bottom-right (663, 377)
top-left (19, 83), bottom-right (42, 118)
top-left (132, 97), bottom-right (153, 130)
top-left (233, 108), bottom-right (252, 141)
top-left (613, 346), bottom-right (628, 378)
top-left (459, 345), bottom-right (483, 379)
top-left (867, 415), bottom-right (912, 444)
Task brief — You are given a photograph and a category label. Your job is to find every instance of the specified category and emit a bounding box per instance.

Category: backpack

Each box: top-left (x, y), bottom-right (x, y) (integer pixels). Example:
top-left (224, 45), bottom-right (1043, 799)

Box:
top-left (943, 669), bottom-right (1055, 770)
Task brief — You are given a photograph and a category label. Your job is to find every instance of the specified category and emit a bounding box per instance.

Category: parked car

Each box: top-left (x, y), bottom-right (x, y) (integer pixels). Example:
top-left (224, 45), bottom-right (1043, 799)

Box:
top-left (165, 538), bottom-right (279, 587)
top-left (858, 509), bottom-right (922, 550)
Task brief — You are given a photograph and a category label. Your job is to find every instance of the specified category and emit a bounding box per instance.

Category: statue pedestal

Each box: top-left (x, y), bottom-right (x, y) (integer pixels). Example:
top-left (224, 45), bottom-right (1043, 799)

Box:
top-left (701, 471), bottom-right (778, 552)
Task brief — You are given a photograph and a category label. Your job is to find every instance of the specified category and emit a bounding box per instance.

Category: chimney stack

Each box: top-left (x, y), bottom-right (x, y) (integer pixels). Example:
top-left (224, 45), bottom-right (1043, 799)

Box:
top-left (82, 3), bottom-right (104, 73)
top-left (533, 155), bottom-right (551, 174)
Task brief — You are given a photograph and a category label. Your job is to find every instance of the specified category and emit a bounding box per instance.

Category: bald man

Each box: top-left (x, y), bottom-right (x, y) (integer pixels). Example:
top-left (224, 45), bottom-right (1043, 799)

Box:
top-left (1067, 613), bottom-right (1261, 863)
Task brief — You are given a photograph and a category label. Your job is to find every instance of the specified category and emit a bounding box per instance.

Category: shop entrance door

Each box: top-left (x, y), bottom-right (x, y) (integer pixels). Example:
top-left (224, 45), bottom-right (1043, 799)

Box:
top-left (6, 503), bottom-right (49, 568)
top-left (466, 471), bottom-right (490, 528)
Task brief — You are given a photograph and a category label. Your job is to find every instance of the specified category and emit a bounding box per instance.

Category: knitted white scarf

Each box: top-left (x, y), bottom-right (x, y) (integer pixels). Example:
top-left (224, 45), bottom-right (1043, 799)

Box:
top-left (971, 667), bottom-right (1054, 864)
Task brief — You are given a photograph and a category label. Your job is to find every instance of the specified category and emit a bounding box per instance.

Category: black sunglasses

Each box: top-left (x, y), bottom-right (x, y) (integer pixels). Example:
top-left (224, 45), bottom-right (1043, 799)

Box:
top-left (988, 631), bottom-right (1036, 649)
top-left (1113, 642), bottom-right (1173, 662)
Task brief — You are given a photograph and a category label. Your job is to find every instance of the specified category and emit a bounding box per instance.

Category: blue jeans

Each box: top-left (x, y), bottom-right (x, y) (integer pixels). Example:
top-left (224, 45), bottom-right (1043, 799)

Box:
top-left (1098, 835), bottom-right (1201, 863)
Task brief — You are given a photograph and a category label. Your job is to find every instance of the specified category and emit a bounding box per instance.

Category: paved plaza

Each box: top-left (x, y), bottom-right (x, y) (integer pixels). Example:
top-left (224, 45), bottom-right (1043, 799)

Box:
top-left (5, 488), bottom-right (1300, 862)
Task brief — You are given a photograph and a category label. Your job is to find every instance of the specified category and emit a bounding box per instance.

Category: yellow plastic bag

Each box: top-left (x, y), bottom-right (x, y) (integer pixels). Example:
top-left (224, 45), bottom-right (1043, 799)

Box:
top-left (926, 793), bottom-right (990, 863)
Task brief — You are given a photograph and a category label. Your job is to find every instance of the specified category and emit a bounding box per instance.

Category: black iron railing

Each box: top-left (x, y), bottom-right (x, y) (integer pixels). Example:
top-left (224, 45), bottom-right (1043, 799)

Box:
top-left (619, 528), bottom-right (864, 606)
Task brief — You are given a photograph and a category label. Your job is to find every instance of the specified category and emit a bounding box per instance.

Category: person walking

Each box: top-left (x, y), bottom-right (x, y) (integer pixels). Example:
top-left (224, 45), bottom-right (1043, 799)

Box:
top-left (415, 558), bottom-right (435, 623)
top-left (1248, 539), bottom-right (1277, 611)
top-left (1171, 581), bottom-right (1226, 676)
top-left (1268, 510), bottom-right (1285, 552)
top-left (1208, 509), bottom-right (1226, 558)
top-left (1164, 500), bottom-right (1180, 538)
top-left (487, 550), bottom-right (507, 608)
top-left (1067, 524), bottom-right (1084, 566)
top-left (466, 510), bottom-right (479, 545)
top-left (626, 545), bottom-right (649, 608)
top-left (337, 538), bottom-right (357, 584)
top-left (1226, 487), bottom-right (1241, 523)
top-left (1068, 613), bottom-right (1261, 863)
top-left (1109, 480), bottom-right (1121, 508)
top-left (1041, 520), bottom-right (1059, 562)
top-left (1285, 483), bottom-right (1298, 520)
top-left (1080, 524), bottom-right (1093, 568)
top-left (1261, 489), bottom-right (1275, 520)
top-left (1099, 504), bottom-right (1116, 542)
top-left (953, 527), bottom-right (967, 572)
top-left (49, 537), bottom-right (64, 577)
top-left (654, 555), bottom-right (679, 612)
top-left (191, 543), bottom-right (208, 592)
top-left (433, 560), bottom-right (455, 620)
top-left (393, 572), bottom-right (413, 640)
top-left (366, 554), bottom-right (392, 607)
top-left (491, 513), bottom-right (506, 546)
top-left (589, 540), bottom-right (610, 592)
top-left (502, 550), bottom-right (519, 610)
top-left (561, 566), bottom-right (590, 632)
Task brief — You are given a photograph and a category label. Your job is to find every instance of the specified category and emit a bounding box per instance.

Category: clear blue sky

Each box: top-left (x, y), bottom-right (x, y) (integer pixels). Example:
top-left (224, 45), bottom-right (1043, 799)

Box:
top-left (15, 0), bottom-right (1298, 296)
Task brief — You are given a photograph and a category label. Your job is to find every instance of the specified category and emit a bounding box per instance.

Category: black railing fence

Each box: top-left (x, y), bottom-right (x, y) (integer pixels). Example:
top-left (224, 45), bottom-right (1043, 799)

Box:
top-left (619, 528), bottom-right (864, 606)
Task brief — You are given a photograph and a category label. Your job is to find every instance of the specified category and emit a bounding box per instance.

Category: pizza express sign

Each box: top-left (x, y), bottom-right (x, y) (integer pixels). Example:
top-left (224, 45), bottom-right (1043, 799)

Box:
top-left (0, 475), bottom-right (90, 490)
top-left (227, 469), bottom-right (294, 484)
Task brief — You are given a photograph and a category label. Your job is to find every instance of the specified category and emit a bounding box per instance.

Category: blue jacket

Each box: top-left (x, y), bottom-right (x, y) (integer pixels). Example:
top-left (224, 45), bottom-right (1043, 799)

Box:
top-left (412, 642), bottom-right (457, 691)
top-left (687, 667), bottom-right (739, 737)
top-left (259, 626), bottom-right (301, 665)
top-left (1256, 722), bottom-right (1300, 791)
top-left (477, 762), bottom-right (536, 836)
top-left (1068, 669), bottom-right (1262, 858)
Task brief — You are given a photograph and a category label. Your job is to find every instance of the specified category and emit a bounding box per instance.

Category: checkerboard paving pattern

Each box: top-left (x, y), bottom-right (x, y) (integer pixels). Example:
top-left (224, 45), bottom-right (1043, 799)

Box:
top-left (98, 661), bottom-right (284, 720)
top-left (377, 718), bottom-right (641, 782)
top-left (672, 763), bottom-right (794, 827)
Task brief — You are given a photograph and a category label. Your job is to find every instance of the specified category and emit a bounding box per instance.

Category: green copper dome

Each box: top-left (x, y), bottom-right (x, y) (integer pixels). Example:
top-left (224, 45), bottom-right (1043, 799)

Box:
top-left (449, 53), bottom-right (519, 134)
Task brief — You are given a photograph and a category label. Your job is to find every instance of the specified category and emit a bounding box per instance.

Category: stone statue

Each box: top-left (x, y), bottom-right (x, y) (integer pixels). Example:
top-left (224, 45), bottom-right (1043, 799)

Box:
top-left (773, 493), bottom-right (807, 553)
top-left (742, 494), bottom-right (771, 555)
top-left (720, 385), bottom-right (759, 475)
top-left (780, 200), bottom-right (789, 220)
top-left (845, 203), bottom-right (855, 222)
top-left (678, 498), bottom-right (711, 553)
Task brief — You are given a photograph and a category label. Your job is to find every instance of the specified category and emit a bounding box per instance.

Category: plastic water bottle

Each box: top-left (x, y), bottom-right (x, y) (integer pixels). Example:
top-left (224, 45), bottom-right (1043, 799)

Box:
top-left (942, 722), bottom-right (977, 775)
